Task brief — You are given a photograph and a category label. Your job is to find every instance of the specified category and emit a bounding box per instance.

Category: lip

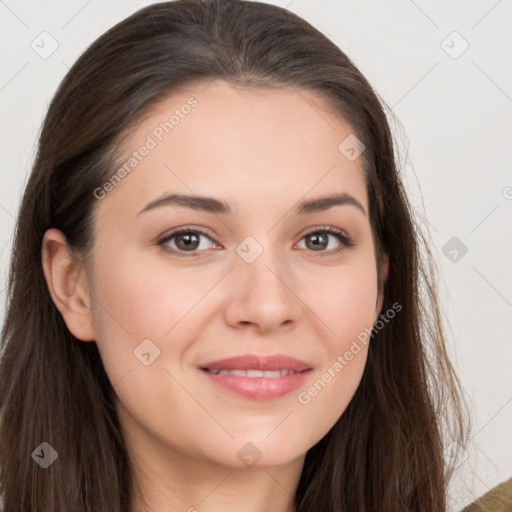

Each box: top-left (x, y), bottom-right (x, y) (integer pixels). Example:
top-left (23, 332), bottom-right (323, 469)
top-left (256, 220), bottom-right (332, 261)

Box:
top-left (199, 354), bottom-right (313, 400)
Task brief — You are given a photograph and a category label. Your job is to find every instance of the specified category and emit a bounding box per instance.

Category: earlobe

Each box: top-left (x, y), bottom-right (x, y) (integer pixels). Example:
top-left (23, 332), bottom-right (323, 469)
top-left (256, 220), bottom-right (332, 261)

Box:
top-left (41, 228), bottom-right (96, 341)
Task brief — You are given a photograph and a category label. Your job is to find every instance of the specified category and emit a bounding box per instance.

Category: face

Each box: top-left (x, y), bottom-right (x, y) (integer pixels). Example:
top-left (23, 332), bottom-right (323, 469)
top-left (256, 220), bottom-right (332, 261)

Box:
top-left (62, 81), bottom-right (386, 472)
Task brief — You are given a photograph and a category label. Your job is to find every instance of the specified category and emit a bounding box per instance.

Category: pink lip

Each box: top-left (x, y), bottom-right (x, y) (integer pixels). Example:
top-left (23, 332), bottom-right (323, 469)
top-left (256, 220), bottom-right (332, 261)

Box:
top-left (199, 354), bottom-right (312, 400)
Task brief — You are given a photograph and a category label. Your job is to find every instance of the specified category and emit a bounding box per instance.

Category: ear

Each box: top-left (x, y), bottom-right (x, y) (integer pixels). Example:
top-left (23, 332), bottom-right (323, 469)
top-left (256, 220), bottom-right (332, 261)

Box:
top-left (374, 252), bottom-right (389, 320)
top-left (41, 228), bottom-right (95, 341)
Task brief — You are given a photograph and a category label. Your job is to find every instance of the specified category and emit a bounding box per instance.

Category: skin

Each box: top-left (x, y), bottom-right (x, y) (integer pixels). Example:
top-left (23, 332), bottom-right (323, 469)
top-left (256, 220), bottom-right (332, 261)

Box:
top-left (42, 80), bottom-right (388, 512)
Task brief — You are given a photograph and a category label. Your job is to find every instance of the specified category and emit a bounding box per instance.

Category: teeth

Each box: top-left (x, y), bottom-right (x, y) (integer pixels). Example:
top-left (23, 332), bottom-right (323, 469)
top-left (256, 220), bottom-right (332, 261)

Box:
top-left (247, 369), bottom-right (264, 377)
top-left (229, 370), bottom-right (247, 376)
top-left (206, 369), bottom-right (297, 377)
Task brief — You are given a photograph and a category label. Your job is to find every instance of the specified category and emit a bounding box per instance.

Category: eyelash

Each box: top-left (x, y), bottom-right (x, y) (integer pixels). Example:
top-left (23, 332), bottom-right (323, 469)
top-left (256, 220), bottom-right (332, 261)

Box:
top-left (157, 225), bottom-right (355, 258)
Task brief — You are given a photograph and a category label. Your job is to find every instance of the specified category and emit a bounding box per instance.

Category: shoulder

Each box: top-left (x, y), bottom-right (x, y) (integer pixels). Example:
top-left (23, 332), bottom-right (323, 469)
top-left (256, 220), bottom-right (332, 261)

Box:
top-left (461, 477), bottom-right (512, 512)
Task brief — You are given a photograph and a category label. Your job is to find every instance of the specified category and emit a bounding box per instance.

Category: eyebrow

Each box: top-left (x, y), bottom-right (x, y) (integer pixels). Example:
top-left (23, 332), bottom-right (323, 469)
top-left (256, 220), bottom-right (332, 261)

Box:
top-left (136, 192), bottom-right (367, 217)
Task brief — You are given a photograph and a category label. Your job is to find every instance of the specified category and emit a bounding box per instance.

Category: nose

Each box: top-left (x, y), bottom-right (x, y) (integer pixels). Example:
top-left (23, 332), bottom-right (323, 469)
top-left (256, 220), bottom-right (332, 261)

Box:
top-left (223, 243), bottom-right (303, 334)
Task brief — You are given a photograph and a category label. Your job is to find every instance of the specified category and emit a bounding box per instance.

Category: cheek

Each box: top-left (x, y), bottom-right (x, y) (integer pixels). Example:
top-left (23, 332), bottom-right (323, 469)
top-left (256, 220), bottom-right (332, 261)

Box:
top-left (87, 242), bottom-right (228, 406)
top-left (293, 258), bottom-right (377, 428)
top-left (309, 255), bottom-right (379, 342)
top-left (87, 249), bottom-right (201, 434)
top-left (90, 246), bottom-right (211, 340)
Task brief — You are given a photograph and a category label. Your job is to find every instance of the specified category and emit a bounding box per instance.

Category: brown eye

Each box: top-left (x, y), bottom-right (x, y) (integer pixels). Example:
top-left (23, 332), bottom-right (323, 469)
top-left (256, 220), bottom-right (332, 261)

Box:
top-left (174, 232), bottom-right (201, 251)
top-left (159, 228), bottom-right (218, 257)
top-left (296, 226), bottom-right (354, 256)
top-left (304, 232), bottom-right (329, 251)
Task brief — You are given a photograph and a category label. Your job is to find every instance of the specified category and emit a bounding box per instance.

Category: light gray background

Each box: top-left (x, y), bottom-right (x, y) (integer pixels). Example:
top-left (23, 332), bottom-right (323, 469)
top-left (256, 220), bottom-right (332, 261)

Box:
top-left (1, 1), bottom-right (511, 509)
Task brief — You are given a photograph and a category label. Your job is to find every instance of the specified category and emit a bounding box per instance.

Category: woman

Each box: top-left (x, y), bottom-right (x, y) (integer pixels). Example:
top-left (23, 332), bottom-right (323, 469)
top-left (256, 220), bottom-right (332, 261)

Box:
top-left (0, 0), bottom-right (469, 510)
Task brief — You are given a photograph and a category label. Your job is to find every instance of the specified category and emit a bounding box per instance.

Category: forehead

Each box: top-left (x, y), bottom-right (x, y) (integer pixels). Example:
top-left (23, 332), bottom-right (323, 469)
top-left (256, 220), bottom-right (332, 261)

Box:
top-left (97, 81), bottom-right (368, 219)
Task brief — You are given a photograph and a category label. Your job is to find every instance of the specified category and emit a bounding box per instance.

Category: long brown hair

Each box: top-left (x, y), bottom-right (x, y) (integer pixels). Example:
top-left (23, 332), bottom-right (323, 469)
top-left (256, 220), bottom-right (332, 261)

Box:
top-left (0, 1), bottom-right (468, 510)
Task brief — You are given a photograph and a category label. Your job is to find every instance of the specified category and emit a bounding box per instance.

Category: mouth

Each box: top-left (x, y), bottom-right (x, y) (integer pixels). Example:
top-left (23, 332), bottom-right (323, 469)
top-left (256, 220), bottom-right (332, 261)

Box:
top-left (198, 354), bottom-right (313, 400)
top-left (201, 368), bottom-right (305, 377)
